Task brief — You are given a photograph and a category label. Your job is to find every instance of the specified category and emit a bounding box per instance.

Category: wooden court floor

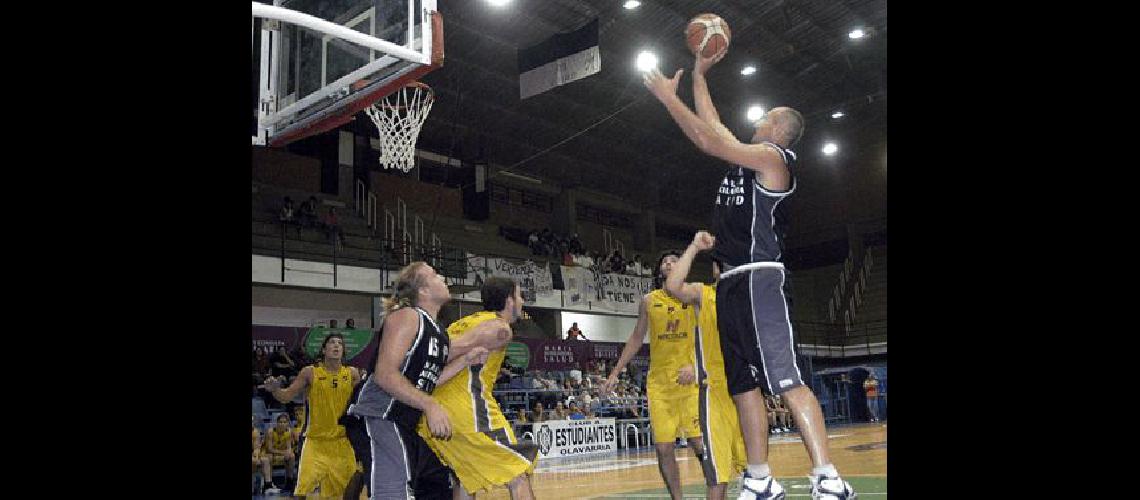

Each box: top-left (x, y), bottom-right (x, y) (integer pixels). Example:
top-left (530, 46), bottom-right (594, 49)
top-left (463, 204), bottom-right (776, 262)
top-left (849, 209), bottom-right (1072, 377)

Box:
top-left (479, 422), bottom-right (887, 499)
top-left (255, 422), bottom-right (885, 499)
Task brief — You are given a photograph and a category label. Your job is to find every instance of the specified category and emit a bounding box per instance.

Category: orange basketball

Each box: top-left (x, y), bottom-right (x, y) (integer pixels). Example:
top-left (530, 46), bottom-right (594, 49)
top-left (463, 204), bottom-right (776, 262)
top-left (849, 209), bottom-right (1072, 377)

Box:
top-left (685, 13), bottom-right (731, 58)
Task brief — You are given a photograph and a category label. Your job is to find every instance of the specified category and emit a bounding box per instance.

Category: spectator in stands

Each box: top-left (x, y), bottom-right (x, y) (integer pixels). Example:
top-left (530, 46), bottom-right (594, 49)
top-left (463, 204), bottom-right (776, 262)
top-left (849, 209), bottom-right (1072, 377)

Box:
top-left (345, 318), bottom-right (355, 329)
top-left (562, 248), bottom-right (575, 266)
top-left (253, 414), bottom-right (274, 493)
top-left (540, 228), bottom-right (554, 254)
top-left (539, 372), bottom-right (559, 390)
top-left (329, 319), bottom-right (338, 329)
top-left (528, 231), bottom-right (541, 255)
top-left (766, 395), bottom-right (791, 434)
top-left (323, 207), bottom-right (345, 246)
top-left (556, 237), bottom-right (570, 259)
top-left (568, 401), bottom-right (585, 420)
top-left (577, 390), bottom-right (592, 409)
top-left (531, 402), bottom-right (547, 422)
top-left (300, 196), bottom-right (320, 228)
top-left (589, 391), bottom-right (603, 414)
top-left (619, 389), bottom-right (640, 418)
top-left (254, 347), bottom-right (271, 377)
top-left (497, 364), bottom-right (513, 386)
top-left (551, 401), bottom-right (568, 420)
top-left (270, 346), bottom-right (297, 379)
top-left (608, 250), bottom-right (625, 273)
top-left (566, 323), bottom-right (587, 341)
top-left (290, 346), bottom-right (310, 368)
top-left (266, 413), bottom-right (298, 490)
top-left (568, 361), bottom-right (584, 385)
top-left (864, 373), bottom-right (881, 422)
top-left (561, 378), bottom-right (575, 398)
top-left (594, 251), bottom-right (610, 273)
top-left (570, 234), bottom-right (584, 255)
top-left (625, 256), bottom-right (641, 276)
top-left (280, 197), bottom-right (299, 234)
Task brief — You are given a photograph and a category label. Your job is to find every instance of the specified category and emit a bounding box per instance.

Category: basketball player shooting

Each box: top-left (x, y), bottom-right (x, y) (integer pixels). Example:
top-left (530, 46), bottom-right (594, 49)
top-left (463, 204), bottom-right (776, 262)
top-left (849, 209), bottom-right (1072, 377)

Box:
top-left (642, 37), bottom-right (857, 500)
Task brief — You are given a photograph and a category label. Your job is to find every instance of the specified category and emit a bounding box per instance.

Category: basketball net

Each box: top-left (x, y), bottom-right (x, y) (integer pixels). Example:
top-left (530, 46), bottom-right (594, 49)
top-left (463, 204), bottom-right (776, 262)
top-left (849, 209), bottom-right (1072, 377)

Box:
top-left (365, 82), bottom-right (434, 173)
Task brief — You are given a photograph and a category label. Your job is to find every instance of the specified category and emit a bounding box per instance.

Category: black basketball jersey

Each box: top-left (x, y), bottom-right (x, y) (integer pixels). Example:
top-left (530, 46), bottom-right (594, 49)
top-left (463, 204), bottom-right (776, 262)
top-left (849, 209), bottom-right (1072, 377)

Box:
top-left (710, 142), bottom-right (797, 267)
top-left (348, 306), bottom-right (449, 429)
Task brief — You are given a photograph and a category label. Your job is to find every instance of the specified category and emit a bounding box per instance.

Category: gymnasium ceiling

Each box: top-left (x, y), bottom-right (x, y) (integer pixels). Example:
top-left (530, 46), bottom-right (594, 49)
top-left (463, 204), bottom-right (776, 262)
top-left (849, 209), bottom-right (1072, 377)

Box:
top-left (396, 0), bottom-right (886, 243)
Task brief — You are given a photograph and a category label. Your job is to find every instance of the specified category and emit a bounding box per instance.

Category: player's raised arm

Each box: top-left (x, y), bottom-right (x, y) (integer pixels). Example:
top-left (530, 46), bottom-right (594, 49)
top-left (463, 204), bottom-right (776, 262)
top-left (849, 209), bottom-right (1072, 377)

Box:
top-left (645, 68), bottom-right (791, 188)
top-left (664, 231), bottom-right (715, 305)
top-left (692, 48), bottom-right (737, 142)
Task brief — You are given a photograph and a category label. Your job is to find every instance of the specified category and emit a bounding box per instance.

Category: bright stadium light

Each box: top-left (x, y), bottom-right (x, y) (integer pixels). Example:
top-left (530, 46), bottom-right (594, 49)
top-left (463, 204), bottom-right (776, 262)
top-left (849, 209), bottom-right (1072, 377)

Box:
top-left (624, 0), bottom-right (641, 9)
top-left (747, 105), bottom-right (766, 122)
top-left (822, 142), bottom-right (839, 156)
top-left (741, 65), bottom-right (757, 76)
top-left (831, 111), bottom-right (844, 119)
top-left (635, 51), bottom-right (658, 72)
top-left (848, 28), bottom-right (866, 39)
top-left (486, 0), bottom-right (511, 6)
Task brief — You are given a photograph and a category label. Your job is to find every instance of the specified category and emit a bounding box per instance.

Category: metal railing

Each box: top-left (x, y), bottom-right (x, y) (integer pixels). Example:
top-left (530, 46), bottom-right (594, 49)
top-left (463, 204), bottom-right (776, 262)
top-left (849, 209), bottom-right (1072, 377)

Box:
top-left (793, 320), bottom-right (887, 358)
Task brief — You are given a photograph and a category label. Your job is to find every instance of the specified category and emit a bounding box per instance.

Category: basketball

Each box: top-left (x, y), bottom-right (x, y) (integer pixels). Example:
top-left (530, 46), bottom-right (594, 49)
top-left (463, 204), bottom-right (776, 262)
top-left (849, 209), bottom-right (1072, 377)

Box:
top-left (685, 13), bottom-right (731, 58)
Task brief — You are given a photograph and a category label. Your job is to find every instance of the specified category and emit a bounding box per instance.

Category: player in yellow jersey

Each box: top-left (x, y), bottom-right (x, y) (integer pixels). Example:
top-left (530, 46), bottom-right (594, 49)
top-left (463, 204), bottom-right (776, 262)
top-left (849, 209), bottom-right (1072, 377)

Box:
top-left (418, 276), bottom-right (539, 499)
top-left (603, 250), bottom-right (705, 500)
top-left (266, 413), bottom-right (298, 490)
top-left (253, 414), bottom-right (275, 493)
top-left (263, 333), bottom-right (360, 499)
top-left (664, 231), bottom-right (748, 500)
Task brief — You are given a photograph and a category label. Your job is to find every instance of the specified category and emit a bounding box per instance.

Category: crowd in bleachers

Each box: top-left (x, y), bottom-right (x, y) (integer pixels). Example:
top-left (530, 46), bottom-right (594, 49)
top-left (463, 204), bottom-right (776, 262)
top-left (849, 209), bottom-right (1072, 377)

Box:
top-left (491, 359), bottom-right (649, 424)
top-left (278, 195), bottom-right (345, 245)
top-left (498, 226), bottom-right (655, 277)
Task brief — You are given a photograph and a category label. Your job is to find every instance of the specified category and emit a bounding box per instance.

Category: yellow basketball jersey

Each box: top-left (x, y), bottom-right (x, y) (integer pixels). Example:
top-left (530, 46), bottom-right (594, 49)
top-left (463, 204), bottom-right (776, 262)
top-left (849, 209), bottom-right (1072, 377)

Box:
top-left (695, 284), bottom-right (728, 388)
top-left (304, 364), bottom-right (354, 439)
top-left (430, 310), bottom-right (511, 433)
top-left (646, 289), bottom-right (699, 395)
top-left (269, 427), bottom-right (293, 451)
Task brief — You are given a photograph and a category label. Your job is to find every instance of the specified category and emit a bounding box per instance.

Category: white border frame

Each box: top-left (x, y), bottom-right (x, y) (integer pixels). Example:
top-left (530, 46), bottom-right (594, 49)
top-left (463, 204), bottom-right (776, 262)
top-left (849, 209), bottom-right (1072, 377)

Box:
top-left (321, 8), bottom-right (375, 88)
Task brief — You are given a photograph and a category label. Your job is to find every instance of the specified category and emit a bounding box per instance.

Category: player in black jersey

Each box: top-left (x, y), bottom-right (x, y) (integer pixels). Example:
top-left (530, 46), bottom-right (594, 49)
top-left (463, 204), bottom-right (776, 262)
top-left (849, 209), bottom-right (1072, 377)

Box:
top-left (644, 47), bottom-right (855, 500)
top-left (348, 261), bottom-right (503, 499)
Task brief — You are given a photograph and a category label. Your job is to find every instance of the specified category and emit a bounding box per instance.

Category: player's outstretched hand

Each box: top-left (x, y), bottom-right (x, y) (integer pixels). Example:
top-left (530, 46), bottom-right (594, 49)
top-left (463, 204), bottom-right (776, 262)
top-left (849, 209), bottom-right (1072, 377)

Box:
top-left (694, 45), bottom-right (727, 76)
top-left (260, 376), bottom-right (282, 392)
top-left (644, 68), bottom-right (684, 102)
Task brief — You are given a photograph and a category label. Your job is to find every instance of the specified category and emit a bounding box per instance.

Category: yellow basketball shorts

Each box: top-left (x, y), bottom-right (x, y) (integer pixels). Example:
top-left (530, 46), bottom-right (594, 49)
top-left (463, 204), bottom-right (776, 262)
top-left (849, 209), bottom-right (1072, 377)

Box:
top-left (294, 436), bottom-right (358, 499)
top-left (418, 422), bottom-right (538, 495)
top-left (647, 387), bottom-right (702, 444)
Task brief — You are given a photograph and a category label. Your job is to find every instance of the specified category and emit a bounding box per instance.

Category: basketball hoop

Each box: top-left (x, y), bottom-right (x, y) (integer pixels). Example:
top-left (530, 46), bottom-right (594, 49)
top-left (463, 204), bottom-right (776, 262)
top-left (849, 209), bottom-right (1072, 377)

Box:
top-left (365, 81), bottom-right (434, 173)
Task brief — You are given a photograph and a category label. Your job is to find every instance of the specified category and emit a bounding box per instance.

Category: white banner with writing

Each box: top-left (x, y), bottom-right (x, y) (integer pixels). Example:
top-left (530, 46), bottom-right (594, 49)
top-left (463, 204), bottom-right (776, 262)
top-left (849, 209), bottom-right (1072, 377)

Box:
top-left (532, 418), bottom-right (617, 459)
top-left (470, 256), bottom-right (554, 303)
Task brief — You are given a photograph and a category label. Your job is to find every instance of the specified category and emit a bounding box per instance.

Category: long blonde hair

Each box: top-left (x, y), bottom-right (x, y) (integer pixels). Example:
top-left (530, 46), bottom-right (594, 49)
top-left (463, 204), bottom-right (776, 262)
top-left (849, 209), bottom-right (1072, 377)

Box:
top-left (383, 261), bottom-right (430, 314)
